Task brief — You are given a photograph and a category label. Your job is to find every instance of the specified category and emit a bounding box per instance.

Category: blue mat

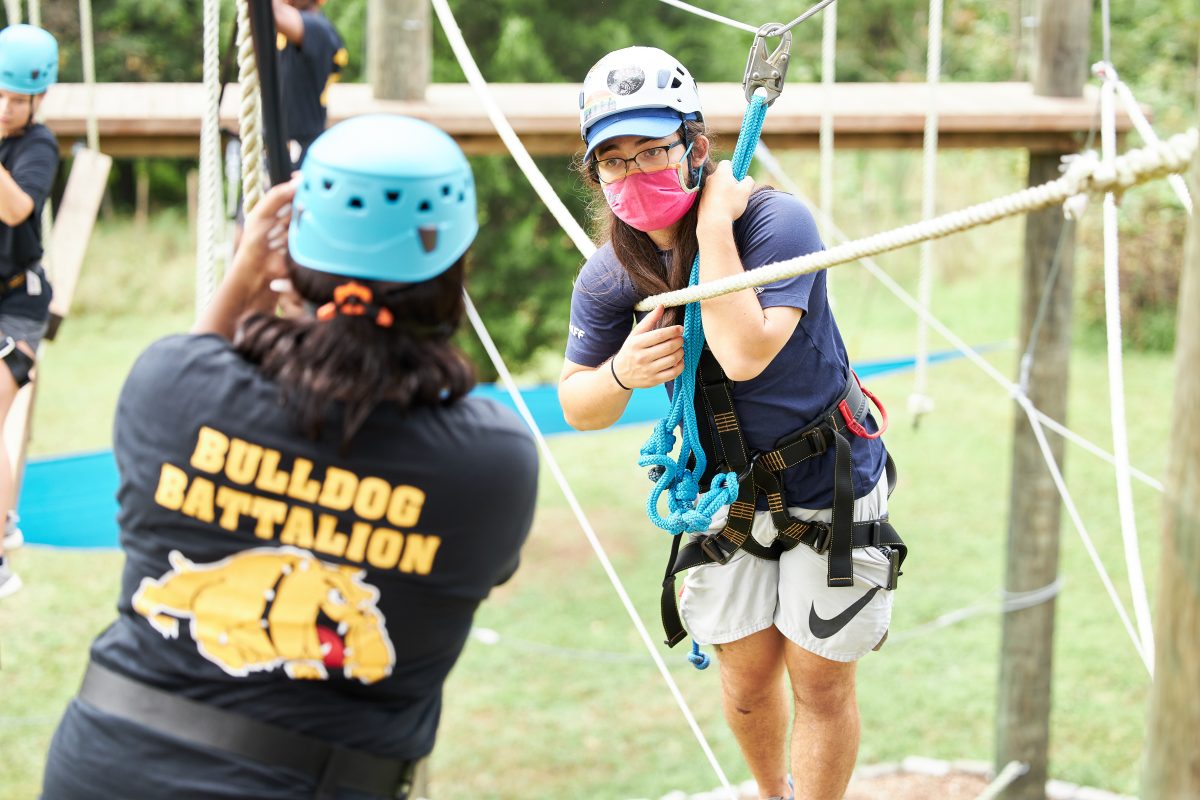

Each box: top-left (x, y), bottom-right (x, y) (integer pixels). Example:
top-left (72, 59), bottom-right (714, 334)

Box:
top-left (18, 349), bottom-right (974, 549)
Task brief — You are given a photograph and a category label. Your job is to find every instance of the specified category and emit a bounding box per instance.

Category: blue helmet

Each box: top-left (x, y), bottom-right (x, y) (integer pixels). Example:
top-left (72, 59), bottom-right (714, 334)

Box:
top-left (0, 25), bottom-right (58, 95)
top-left (289, 115), bottom-right (478, 283)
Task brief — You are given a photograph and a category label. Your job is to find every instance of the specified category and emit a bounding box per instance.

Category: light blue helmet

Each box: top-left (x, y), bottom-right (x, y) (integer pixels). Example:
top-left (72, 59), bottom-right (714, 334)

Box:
top-left (0, 25), bottom-right (58, 95)
top-left (289, 114), bottom-right (478, 283)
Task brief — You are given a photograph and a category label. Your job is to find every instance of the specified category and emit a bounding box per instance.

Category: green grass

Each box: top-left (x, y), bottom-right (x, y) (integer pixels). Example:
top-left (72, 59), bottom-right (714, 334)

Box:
top-left (0, 150), bottom-right (1183, 798)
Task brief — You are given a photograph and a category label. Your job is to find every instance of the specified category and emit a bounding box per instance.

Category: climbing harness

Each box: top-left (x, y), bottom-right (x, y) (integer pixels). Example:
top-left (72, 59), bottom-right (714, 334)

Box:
top-left (659, 350), bottom-right (908, 649)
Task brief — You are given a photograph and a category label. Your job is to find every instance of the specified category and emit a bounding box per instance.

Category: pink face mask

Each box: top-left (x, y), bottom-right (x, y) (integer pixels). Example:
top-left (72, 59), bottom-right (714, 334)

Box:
top-left (602, 165), bottom-right (699, 233)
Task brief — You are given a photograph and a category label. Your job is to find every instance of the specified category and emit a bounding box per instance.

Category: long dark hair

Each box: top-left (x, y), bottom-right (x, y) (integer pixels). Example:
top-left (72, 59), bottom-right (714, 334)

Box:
top-left (233, 257), bottom-right (476, 445)
top-left (577, 119), bottom-right (716, 327)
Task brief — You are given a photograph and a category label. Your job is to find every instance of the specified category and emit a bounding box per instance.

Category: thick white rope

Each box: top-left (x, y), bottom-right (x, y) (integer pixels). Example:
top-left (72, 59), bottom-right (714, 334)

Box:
top-left (1098, 71), bottom-right (1155, 669)
top-left (78, 0), bottom-right (98, 151)
top-left (754, 144), bottom-right (1158, 672)
top-left (430, 0), bottom-right (595, 258)
top-left (3, 0), bottom-right (19, 25)
top-left (975, 761), bottom-right (1030, 800)
top-left (431, 1), bottom-right (731, 794)
top-left (818, 2), bottom-right (837, 233)
top-left (635, 129), bottom-right (1199, 311)
top-left (652, 0), bottom-right (758, 34)
top-left (195, 0), bottom-right (222, 316)
top-left (235, 0), bottom-right (265, 214)
top-left (25, 0), bottom-right (37, 27)
top-left (461, 293), bottom-right (737, 800)
top-left (910, 0), bottom-right (943, 424)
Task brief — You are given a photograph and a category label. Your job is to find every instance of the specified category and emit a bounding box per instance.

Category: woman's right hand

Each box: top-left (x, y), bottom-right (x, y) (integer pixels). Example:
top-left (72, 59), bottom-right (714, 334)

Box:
top-left (611, 305), bottom-right (685, 389)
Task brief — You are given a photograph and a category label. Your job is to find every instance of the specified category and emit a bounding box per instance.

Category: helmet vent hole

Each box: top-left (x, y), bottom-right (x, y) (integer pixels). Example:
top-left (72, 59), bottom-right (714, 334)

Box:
top-left (670, 76), bottom-right (682, 89)
top-left (457, 191), bottom-right (465, 203)
top-left (385, 190), bottom-right (401, 203)
top-left (418, 200), bottom-right (432, 213)
top-left (441, 184), bottom-right (452, 197)
top-left (348, 196), bottom-right (364, 210)
top-left (322, 179), bottom-right (334, 191)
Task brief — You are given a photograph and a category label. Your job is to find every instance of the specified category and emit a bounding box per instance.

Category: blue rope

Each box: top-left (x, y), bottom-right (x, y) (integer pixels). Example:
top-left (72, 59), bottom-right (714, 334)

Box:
top-left (638, 94), bottom-right (769, 537)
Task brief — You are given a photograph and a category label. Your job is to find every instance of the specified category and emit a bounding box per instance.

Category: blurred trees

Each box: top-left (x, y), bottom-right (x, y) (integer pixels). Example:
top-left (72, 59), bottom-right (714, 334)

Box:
top-left (3, 0), bottom-right (1197, 365)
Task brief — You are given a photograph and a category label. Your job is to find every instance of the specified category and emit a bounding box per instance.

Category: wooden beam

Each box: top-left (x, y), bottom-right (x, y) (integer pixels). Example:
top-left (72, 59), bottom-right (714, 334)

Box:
top-left (995, 2), bottom-right (1091, 799)
top-left (1140, 69), bottom-right (1200, 800)
top-left (34, 81), bottom-right (1134, 157)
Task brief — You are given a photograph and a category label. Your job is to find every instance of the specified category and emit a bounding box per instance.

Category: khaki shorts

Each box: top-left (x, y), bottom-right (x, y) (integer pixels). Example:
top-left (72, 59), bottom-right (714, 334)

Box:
top-left (679, 475), bottom-right (894, 662)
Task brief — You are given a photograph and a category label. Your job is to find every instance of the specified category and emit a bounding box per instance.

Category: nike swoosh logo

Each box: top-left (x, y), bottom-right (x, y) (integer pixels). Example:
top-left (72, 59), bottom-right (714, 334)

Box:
top-left (809, 587), bottom-right (881, 639)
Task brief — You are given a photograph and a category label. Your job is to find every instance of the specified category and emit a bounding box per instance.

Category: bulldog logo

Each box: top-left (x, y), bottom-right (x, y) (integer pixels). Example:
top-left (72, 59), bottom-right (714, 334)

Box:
top-left (132, 547), bottom-right (395, 684)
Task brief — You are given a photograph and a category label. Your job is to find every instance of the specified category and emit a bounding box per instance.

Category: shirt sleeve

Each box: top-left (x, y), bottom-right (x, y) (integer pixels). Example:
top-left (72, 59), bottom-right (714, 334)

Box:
top-left (564, 247), bottom-right (637, 368)
top-left (734, 190), bottom-right (824, 313)
top-left (299, 12), bottom-right (338, 67)
top-left (9, 131), bottom-right (58, 208)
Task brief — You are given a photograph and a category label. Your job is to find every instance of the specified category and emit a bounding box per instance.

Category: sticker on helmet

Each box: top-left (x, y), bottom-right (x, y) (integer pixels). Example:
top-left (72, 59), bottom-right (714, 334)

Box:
top-left (607, 67), bottom-right (645, 96)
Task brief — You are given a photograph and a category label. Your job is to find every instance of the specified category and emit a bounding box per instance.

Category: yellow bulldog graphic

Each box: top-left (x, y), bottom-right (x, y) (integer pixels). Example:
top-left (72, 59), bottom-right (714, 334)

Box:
top-left (132, 547), bottom-right (395, 684)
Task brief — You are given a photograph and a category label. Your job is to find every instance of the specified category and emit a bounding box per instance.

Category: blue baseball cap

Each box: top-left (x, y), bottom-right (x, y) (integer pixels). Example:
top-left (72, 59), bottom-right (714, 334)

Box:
top-left (583, 107), bottom-right (694, 161)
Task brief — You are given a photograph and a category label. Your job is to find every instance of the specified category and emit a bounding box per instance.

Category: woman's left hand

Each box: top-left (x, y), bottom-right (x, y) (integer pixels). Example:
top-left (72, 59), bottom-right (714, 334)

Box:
top-left (698, 160), bottom-right (754, 226)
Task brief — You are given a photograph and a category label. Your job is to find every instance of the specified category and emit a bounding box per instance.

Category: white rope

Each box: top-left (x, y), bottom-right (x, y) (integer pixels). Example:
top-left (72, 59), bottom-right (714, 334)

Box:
top-left (889, 578), bottom-right (1063, 645)
top-left (195, 0), bottom-right (222, 316)
top-left (431, 2), bottom-right (732, 794)
top-left (818, 2), bottom-right (837, 241)
top-left (652, 0), bottom-right (758, 34)
top-left (1015, 390), bottom-right (1151, 674)
top-left (3, 0), bottom-right (20, 25)
top-left (430, 0), bottom-right (595, 258)
top-left (975, 761), bottom-right (1030, 800)
top-left (462, 293), bottom-right (737, 800)
top-left (25, 0), bottom-right (37, 27)
top-left (635, 129), bottom-right (1200, 311)
top-left (910, 0), bottom-right (943, 425)
top-left (1098, 68), bottom-right (1155, 669)
top-left (235, 0), bottom-right (265, 214)
top-left (78, 0), bottom-right (98, 151)
top-left (1111, 75), bottom-right (1194, 214)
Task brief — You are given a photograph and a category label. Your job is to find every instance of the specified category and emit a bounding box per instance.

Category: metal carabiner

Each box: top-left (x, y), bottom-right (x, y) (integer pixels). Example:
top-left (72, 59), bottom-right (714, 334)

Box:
top-left (743, 23), bottom-right (793, 106)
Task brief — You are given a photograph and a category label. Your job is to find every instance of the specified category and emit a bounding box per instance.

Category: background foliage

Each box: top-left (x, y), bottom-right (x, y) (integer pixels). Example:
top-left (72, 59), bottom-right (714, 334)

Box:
top-left (1, 0), bottom-right (1197, 365)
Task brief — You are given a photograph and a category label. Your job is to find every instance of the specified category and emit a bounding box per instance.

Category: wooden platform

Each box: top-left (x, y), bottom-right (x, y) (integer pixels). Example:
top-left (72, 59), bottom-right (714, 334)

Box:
top-left (39, 81), bottom-right (1132, 157)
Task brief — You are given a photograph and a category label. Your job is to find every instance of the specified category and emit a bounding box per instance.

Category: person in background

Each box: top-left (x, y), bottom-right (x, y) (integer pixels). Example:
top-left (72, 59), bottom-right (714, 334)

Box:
top-left (0, 24), bottom-right (60, 599)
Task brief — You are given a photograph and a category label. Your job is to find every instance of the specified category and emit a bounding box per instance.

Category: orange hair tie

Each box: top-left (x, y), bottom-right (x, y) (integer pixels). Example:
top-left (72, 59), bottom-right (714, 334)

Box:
top-left (316, 281), bottom-right (394, 328)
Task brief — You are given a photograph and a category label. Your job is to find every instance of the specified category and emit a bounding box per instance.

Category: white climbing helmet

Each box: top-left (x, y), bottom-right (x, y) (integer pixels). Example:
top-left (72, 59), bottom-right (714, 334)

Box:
top-left (579, 46), bottom-right (702, 160)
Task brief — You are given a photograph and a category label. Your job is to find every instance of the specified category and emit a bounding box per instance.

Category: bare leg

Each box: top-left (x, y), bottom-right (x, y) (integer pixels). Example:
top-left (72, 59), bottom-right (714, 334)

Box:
top-left (784, 642), bottom-right (860, 800)
top-left (714, 626), bottom-right (793, 799)
top-left (0, 340), bottom-right (32, 560)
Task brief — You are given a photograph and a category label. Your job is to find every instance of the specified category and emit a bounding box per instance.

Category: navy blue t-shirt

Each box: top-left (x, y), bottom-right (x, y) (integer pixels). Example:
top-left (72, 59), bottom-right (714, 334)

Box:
top-left (42, 334), bottom-right (539, 799)
top-left (565, 189), bottom-right (887, 508)
top-left (0, 123), bottom-right (57, 321)
top-left (279, 11), bottom-right (346, 160)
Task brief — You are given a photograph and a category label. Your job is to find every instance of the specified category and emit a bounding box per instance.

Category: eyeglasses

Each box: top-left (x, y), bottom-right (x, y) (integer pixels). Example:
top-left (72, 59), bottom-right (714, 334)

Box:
top-left (593, 138), bottom-right (687, 184)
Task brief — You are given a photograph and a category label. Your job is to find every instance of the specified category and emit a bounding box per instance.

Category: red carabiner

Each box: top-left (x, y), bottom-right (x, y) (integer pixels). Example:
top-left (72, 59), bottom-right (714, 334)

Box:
top-left (838, 372), bottom-right (888, 440)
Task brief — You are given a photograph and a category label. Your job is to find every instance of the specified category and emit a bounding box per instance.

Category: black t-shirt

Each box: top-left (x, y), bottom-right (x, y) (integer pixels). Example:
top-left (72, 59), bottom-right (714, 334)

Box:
top-left (279, 11), bottom-right (346, 160)
top-left (0, 123), bottom-right (58, 320)
top-left (47, 334), bottom-right (539, 798)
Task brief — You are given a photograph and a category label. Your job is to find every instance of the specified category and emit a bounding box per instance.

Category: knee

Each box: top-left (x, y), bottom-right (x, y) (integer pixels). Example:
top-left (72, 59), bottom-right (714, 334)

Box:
top-left (790, 671), bottom-right (856, 717)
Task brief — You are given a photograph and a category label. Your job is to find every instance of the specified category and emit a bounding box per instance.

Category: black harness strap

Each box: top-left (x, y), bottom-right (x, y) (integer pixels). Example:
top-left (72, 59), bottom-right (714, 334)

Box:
top-left (659, 347), bottom-right (907, 648)
top-left (78, 660), bottom-right (416, 799)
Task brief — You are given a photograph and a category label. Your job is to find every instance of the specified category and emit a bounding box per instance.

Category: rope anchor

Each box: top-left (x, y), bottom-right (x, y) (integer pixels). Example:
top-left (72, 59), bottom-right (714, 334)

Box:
top-left (743, 23), bottom-right (792, 105)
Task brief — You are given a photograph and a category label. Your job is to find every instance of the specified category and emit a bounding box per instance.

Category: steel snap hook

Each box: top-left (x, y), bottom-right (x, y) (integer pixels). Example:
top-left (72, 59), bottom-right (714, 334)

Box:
top-left (743, 23), bottom-right (793, 106)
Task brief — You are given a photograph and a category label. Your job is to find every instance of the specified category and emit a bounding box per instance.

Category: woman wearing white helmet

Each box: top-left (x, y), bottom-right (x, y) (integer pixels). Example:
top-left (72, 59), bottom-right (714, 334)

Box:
top-left (0, 24), bottom-right (60, 600)
top-left (42, 115), bottom-right (539, 799)
top-left (560, 47), bottom-right (902, 800)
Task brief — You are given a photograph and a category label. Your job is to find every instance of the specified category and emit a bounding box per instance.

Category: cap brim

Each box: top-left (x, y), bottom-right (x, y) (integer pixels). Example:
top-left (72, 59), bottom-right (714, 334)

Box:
top-left (584, 114), bottom-right (684, 160)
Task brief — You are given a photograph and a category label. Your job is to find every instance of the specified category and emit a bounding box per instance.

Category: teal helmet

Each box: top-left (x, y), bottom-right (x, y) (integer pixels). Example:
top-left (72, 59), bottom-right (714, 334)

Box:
top-left (0, 25), bottom-right (58, 95)
top-left (289, 114), bottom-right (478, 283)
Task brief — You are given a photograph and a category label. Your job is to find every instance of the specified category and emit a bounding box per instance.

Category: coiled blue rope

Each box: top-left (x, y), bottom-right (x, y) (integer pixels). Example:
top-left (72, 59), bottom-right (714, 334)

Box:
top-left (638, 93), bottom-right (769, 537)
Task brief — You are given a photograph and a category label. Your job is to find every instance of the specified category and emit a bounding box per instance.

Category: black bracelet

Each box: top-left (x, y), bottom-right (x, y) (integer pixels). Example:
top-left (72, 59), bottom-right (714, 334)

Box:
top-left (610, 357), bottom-right (632, 391)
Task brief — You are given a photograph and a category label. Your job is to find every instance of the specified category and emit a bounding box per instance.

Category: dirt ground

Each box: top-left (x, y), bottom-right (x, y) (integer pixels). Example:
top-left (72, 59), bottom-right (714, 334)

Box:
top-left (842, 770), bottom-right (992, 800)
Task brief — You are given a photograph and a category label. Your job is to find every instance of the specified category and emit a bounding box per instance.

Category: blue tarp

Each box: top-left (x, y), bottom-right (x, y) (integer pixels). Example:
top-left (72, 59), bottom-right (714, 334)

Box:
top-left (18, 350), bottom-right (971, 549)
